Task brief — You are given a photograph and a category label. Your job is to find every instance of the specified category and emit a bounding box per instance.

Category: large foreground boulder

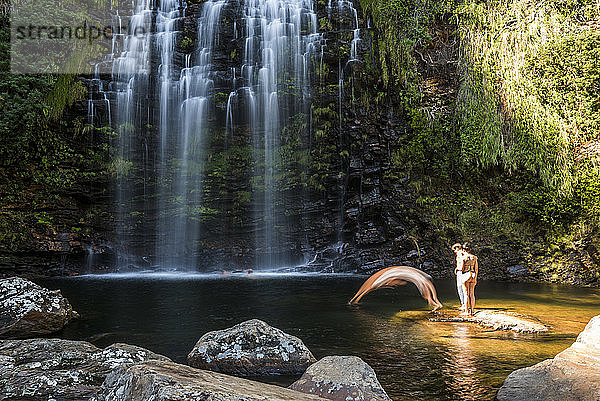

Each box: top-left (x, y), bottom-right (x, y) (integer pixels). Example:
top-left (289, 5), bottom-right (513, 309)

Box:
top-left (187, 319), bottom-right (317, 376)
top-left (0, 338), bottom-right (170, 401)
top-left (497, 315), bottom-right (600, 401)
top-left (95, 360), bottom-right (327, 401)
top-left (289, 356), bottom-right (391, 401)
top-left (0, 276), bottom-right (78, 338)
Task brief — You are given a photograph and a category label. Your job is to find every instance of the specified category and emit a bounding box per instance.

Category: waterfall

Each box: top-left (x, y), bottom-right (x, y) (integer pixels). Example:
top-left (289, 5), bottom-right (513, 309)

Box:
top-left (339, 0), bottom-right (360, 63)
top-left (236, 0), bottom-right (322, 267)
top-left (88, 0), bottom-right (226, 270)
top-left (155, 0), bottom-right (182, 268)
top-left (88, 0), bottom-right (367, 271)
top-left (155, 0), bottom-right (226, 269)
top-left (109, 0), bottom-right (153, 267)
top-left (336, 0), bottom-right (360, 247)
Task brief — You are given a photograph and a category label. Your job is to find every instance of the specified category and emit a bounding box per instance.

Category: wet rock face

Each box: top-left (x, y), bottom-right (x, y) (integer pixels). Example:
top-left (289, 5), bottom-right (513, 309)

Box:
top-left (506, 264), bottom-right (528, 276)
top-left (0, 338), bottom-right (170, 401)
top-left (95, 360), bottom-right (326, 401)
top-left (288, 356), bottom-right (391, 401)
top-left (0, 277), bottom-right (79, 338)
top-left (496, 315), bottom-right (600, 401)
top-left (187, 319), bottom-right (317, 376)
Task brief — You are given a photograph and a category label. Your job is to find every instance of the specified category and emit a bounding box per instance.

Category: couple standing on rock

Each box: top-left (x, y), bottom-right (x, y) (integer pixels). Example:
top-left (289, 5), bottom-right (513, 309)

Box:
top-left (453, 243), bottom-right (478, 316)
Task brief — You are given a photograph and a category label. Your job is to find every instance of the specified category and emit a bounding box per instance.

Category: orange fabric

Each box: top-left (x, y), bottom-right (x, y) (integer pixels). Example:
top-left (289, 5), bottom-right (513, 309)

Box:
top-left (348, 266), bottom-right (443, 310)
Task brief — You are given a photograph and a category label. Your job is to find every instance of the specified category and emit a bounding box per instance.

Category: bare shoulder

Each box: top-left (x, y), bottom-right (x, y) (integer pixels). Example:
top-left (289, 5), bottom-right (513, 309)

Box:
top-left (463, 250), bottom-right (477, 260)
top-left (457, 250), bottom-right (469, 260)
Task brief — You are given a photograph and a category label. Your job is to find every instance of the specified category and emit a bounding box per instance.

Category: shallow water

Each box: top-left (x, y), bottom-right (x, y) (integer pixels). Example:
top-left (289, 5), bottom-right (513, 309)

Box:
top-left (38, 274), bottom-right (600, 400)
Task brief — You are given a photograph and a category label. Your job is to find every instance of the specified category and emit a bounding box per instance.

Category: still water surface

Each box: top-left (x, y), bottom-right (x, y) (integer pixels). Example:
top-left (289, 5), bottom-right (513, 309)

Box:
top-left (39, 274), bottom-right (600, 400)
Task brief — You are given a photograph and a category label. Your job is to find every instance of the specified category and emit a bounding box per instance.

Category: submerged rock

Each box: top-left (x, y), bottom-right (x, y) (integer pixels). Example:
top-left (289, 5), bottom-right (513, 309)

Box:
top-left (95, 360), bottom-right (326, 401)
top-left (0, 338), bottom-right (170, 401)
top-left (497, 315), bottom-right (600, 401)
top-left (0, 276), bottom-right (79, 338)
top-left (289, 356), bottom-right (391, 401)
top-left (471, 310), bottom-right (548, 333)
top-left (430, 310), bottom-right (548, 333)
top-left (187, 319), bottom-right (317, 376)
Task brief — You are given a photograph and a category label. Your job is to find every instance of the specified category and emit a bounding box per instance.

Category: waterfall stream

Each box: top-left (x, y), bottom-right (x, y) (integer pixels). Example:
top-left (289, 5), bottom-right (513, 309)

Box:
top-left (155, 0), bottom-right (226, 269)
top-left (89, 0), bottom-right (360, 271)
top-left (237, 0), bottom-right (321, 266)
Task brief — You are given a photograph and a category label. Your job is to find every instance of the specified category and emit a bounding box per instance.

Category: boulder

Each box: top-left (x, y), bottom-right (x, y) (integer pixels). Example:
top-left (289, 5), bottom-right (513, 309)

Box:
top-left (0, 276), bottom-right (78, 338)
top-left (497, 315), bottom-right (600, 401)
top-left (471, 310), bottom-right (548, 333)
top-left (430, 310), bottom-right (548, 333)
top-left (94, 359), bottom-right (327, 401)
top-left (289, 356), bottom-right (391, 401)
top-left (187, 319), bottom-right (317, 376)
top-left (0, 338), bottom-right (170, 401)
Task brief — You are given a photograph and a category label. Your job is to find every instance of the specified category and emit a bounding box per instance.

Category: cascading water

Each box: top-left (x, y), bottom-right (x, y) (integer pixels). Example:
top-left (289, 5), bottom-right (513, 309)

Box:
top-left (333, 0), bottom-right (360, 256)
top-left (232, 0), bottom-right (322, 267)
top-left (88, 0), bottom-right (361, 271)
top-left (89, 0), bottom-right (227, 270)
top-left (338, 0), bottom-right (360, 62)
top-left (155, 0), bottom-right (226, 269)
top-left (109, 0), bottom-right (153, 267)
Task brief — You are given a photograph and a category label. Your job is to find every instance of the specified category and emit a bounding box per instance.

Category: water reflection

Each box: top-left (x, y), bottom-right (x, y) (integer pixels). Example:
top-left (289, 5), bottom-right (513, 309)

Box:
top-left (38, 276), bottom-right (599, 401)
top-left (442, 324), bottom-right (486, 400)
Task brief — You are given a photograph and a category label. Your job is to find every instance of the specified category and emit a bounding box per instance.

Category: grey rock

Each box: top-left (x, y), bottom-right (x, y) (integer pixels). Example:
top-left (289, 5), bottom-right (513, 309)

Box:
top-left (95, 359), bottom-right (326, 401)
top-left (473, 310), bottom-right (548, 333)
top-left (507, 265), bottom-right (528, 276)
top-left (354, 224), bottom-right (386, 246)
top-left (0, 276), bottom-right (79, 338)
top-left (430, 310), bottom-right (548, 333)
top-left (360, 188), bottom-right (382, 207)
top-left (497, 315), bottom-right (600, 401)
top-left (187, 319), bottom-right (316, 376)
top-left (0, 338), bottom-right (170, 401)
top-left (405, 250), bottom-right (420, 259)
top-left (289, 356), bottom-right (391, 401)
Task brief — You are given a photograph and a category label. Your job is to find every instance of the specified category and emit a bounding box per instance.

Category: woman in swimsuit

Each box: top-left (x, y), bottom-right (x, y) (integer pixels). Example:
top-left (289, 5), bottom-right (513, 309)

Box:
top-left (452, 243), bottom-right (478, 316)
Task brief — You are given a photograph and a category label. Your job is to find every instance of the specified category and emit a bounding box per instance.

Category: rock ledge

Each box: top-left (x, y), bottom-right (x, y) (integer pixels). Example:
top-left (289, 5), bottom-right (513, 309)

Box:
top-left (0, 338), bottom-right (170, 401)
top-left (496, 314), bottom-right (600, 401)
top-left (95, 359), bottom-right (326, 401)
top-left (430, 310), bottom-right (548, 333)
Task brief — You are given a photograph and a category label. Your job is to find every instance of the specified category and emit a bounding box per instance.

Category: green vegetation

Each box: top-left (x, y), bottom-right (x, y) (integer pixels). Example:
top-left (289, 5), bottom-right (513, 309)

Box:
top-left (363, 0), bottom-right (600, 280)
top-left (276, 113), bottom-right (310, 192)
top-left (457, 0), bottom-right (600, 193)
top-left (203, 141), bottom-right (254, 225)
top-left (0, 7), bottom-right (110, 251)
top-left (358, 0), bottom-right (455, 98)
top-left (179, 36), bottom-right (195, 54)
top-left (310, 105), bottom-right (339, 191)
top-left (456, 0), bottom-right (600, 237)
